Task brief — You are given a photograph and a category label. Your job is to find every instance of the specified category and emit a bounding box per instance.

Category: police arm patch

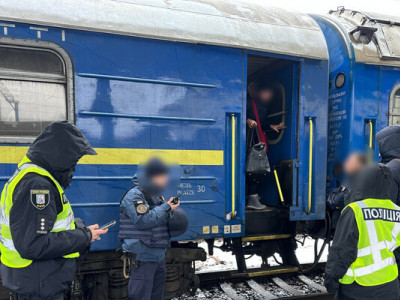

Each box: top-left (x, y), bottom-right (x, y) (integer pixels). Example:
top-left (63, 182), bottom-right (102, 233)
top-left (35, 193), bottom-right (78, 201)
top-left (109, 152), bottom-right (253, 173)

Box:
top-left (30, 190), bottom-right (50, 210)
top-left (134, 200), bottom-right (148, 215)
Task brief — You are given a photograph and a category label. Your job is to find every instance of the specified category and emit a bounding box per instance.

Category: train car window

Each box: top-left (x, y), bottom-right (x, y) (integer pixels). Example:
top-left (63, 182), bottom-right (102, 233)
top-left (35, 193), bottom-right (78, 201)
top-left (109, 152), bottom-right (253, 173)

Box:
top-left (389, 84), bottom-right (400, 125)
top-left (0, 47), bottom-right (64, 76)
top-left (334, 72), bottom-right (346, 89)
top-left (0, 46), bottom-right (67, 141)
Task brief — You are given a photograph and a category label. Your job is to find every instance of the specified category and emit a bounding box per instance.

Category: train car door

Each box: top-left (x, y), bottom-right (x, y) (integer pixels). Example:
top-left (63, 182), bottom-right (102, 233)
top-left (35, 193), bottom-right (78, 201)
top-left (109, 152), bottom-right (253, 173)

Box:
top-left (245, 54), bottom-right (328, 224)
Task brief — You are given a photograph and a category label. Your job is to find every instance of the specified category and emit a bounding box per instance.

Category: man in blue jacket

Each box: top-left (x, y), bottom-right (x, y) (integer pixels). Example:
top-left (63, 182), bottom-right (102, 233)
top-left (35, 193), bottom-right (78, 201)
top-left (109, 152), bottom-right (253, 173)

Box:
top-left (119, 158), bottom-right (180, 300)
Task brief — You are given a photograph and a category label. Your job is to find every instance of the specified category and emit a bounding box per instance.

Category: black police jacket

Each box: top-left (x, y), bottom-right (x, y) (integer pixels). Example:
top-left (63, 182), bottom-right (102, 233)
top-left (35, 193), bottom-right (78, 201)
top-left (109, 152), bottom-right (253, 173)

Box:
top-left (1, 173), bottom-right (92, 298)
top-left (377, 126), bottom-right (400, 206)
top-left (1, 121), bottom-right (96, 298)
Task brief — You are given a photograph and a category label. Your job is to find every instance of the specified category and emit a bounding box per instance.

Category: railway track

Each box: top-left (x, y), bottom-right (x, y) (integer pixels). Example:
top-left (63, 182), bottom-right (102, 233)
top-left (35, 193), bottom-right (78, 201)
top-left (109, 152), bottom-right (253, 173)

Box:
top-left (176, 264), bottom-right (332, 300)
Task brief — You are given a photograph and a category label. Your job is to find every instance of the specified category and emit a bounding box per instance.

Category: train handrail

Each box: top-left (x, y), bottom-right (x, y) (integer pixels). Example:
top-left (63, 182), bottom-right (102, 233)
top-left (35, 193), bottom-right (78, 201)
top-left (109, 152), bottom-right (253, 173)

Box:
top-left (369, 119), bottom-right (373, 149)
top-left (231, 114), bottom-right (236, 218)
top-left (273, 169), bottom-right (285, 205)
top-left (307, 117), bottom-right (313, 214)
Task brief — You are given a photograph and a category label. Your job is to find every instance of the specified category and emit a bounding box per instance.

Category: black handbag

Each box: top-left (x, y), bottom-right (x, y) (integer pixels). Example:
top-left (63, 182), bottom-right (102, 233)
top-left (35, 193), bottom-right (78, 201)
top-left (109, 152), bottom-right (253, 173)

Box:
top-left (246, 127), bottom-right (270, 174)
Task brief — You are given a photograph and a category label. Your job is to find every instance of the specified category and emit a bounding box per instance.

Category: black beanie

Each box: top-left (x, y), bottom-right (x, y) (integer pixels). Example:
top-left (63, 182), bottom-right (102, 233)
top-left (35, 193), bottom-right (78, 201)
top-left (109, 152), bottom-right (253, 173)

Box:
top-left (144, 158), bottom-right (168, 178)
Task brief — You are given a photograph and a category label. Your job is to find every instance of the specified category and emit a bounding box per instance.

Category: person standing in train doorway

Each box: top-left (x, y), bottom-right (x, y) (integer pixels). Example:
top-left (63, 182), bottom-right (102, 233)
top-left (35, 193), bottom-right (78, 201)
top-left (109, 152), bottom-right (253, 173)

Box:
top-left (0, 120), bottom-right (109, 300)
top-left (119, 158), bottom-right (188, 300)
top-left (246, 81), bottom-right (285, 209)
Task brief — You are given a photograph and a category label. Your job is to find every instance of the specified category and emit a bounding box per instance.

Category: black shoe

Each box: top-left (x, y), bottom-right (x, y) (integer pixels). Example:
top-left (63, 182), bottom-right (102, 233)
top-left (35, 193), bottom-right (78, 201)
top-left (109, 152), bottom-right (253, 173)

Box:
top-left (246, 194), bottom-right (266, 210)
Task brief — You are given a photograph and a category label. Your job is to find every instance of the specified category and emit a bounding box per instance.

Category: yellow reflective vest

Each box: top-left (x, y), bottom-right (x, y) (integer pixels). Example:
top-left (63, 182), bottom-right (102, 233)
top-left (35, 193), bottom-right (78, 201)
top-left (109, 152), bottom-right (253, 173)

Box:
top-left (0, 156), bottom-right (79, 268)
top-left (340, 198), bottom-right (400, 286)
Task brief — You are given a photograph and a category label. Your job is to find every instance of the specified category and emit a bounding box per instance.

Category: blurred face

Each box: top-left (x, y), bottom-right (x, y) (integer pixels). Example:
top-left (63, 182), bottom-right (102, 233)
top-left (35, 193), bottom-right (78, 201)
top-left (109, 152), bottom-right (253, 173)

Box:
top-left (258, 89), bottom-right (274, 103)
top-left (343, 153), bottom-right (365, 175)
top-left (150, 174), bottom-right (169, 189)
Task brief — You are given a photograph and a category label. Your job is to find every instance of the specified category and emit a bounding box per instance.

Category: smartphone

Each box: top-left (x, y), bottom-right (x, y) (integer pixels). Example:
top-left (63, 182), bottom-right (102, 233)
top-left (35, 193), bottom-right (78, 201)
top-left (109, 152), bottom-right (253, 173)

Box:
top-left (99, 220), bottom-right (116, 230)
top-left (172, 191), bottom-right (185, 204)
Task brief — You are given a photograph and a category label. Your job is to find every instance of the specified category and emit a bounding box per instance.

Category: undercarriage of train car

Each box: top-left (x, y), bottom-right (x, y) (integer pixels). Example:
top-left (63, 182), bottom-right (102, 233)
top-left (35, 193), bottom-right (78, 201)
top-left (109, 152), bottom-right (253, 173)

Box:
top-left (68, 244), bottom-right (207, 300)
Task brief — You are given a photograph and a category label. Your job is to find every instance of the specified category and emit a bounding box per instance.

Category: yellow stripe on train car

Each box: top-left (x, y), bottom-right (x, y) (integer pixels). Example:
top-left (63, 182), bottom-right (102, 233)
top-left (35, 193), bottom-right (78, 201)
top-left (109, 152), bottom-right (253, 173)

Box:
top-left (0, 146), bottom-right (224, 166)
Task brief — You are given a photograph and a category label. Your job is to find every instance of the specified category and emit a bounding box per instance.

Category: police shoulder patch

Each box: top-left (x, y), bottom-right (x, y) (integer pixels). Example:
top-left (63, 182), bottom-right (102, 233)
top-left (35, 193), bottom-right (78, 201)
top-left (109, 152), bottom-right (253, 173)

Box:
top-left (134, 200), bottom-right (148, 215)
top-left (31, 190), bottom-right (50, 210)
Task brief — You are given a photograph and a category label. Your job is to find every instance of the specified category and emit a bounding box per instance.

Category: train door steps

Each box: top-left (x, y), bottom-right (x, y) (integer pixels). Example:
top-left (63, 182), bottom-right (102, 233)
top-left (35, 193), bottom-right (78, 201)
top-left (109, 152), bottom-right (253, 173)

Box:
top-left (242, 233), bottom-right (292, 242)
top-left (245, 207), bottom-right (293, 235)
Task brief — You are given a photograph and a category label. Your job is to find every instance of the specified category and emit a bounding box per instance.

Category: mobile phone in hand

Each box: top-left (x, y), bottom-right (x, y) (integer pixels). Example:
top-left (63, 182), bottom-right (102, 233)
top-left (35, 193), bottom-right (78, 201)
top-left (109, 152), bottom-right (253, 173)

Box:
top-left (172, 191), bottom-right (185, 204)
top-left (99, 220), bottom-right (116, 230)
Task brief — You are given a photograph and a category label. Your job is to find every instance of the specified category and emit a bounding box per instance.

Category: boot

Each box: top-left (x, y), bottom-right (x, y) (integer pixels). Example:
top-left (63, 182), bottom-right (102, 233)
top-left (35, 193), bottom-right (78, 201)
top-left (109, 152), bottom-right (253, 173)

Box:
top-left (247, 194), bottom-right (266, 210)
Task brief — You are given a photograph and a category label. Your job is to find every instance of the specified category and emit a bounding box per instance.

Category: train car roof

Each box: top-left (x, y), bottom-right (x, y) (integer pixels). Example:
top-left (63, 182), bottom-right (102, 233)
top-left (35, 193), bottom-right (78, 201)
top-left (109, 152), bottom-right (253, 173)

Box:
top-left (0, 0), bottom-right (328, 60)
top-left (320, 8), bottom-right (400, 66)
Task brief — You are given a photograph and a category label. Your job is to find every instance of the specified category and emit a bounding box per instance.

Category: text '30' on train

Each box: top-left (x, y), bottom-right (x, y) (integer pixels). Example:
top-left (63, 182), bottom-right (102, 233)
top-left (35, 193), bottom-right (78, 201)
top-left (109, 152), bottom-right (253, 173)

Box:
top-left (0, 0), bottom-right (399, 299)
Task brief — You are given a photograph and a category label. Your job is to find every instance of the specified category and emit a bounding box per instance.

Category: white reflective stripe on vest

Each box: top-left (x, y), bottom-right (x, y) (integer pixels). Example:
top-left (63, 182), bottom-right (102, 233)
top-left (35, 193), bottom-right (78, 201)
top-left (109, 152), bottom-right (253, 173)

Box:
top-left (345, 201), bottom-right (397, 277)
top-left (357, 221), bottom-right (400, 257)
top-left (52, 211), bottom-right (74, 230)
top-left (0, 235), bottom-right (17, 252)
top-left (346, 257), bottom-right (396, 277)
top-left (0, 206), bottom-right (9, 226)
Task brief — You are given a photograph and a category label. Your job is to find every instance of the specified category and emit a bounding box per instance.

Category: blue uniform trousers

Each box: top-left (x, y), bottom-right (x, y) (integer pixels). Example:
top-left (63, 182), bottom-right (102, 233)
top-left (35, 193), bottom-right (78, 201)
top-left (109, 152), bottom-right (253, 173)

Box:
top-left (128, 259), bottom-right (166, 300)
top-left (14, 293), bottom-right (63, 300)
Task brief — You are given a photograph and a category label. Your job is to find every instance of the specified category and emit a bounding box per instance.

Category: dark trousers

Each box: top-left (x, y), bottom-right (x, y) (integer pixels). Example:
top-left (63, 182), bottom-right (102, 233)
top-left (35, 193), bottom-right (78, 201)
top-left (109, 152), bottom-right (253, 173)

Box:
top-left (334, 280), bottom-right (399, 300)
top-left (246, 173), bottom-right (265, 196)
top-left (128, 259), bottom-right (166, 300)
top-left (14, 294), bottom-right (63, 300)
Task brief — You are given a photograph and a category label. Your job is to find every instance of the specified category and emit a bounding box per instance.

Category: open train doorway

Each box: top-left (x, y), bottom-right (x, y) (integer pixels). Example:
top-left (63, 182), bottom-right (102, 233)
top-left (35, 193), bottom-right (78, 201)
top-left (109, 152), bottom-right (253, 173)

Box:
top-left (236, 54), bottom-right (301, 271)
top-left (245, 54), bottom-right (299, 213)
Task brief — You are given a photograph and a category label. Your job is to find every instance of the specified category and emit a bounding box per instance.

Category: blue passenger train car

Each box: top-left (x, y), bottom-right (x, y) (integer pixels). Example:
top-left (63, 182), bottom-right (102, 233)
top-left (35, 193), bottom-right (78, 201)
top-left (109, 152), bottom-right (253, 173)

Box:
top-left (0, 0), bottom-right (329, 298)
top-left (313, 9), bottom-right (400, 193)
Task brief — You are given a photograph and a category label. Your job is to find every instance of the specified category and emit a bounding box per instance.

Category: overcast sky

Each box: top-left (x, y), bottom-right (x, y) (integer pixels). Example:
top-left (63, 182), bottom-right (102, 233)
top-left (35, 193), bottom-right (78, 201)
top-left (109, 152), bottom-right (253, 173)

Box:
top-left (248, 0), bottom-right (400, 15)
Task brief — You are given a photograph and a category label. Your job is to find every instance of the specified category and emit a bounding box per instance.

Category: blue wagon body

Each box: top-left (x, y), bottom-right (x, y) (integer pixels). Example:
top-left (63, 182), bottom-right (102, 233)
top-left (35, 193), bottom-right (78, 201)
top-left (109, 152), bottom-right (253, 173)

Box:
top-left (0, 23), bottom-right (328, 251)
top-left (0, 3), bottom-right (329, 253)
top-left (0, 10), bottom-right (333, 300)
top-left (313, 9), bottom-right (400, 193)
top-left (2, 2), bottom-right (400, 298)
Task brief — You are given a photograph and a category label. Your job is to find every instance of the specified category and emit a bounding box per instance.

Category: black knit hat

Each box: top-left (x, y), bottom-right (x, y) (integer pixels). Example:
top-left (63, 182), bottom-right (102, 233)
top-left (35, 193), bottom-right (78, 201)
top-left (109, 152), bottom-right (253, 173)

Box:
top-left (144, 157), bottom-right (169, 178)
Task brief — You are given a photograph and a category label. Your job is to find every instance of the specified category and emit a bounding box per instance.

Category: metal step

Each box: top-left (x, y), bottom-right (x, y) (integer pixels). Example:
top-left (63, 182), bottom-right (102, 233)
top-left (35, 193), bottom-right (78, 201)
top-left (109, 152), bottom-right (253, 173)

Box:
top-left (242, 234), bottom-right (292, 242)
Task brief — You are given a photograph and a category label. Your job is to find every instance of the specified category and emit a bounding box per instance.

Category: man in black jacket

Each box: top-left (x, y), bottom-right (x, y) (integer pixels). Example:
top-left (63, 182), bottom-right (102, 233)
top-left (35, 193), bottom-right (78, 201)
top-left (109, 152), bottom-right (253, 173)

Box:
top-left (324, 164), bottom-right (400, 300)
top-left (327, 152), bottom-right (368, 232)
top-left (377, 125), bottom-right (400, 205)
top-left (0, 121), bottom-right (108, 300)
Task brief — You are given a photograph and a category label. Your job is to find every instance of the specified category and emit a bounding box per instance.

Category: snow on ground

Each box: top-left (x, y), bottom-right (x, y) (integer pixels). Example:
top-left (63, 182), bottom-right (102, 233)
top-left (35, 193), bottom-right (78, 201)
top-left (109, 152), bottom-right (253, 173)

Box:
top-left (195, 236), bottom-right (328, 273)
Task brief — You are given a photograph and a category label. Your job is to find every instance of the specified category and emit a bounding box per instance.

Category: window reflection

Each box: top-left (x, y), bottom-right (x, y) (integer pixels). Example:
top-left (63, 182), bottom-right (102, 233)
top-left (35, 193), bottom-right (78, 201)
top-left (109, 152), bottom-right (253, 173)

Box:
top-left (0, 46), bottom-right (67, 139)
